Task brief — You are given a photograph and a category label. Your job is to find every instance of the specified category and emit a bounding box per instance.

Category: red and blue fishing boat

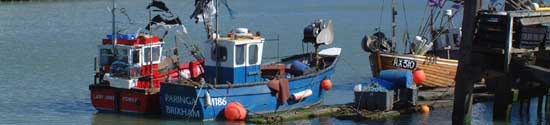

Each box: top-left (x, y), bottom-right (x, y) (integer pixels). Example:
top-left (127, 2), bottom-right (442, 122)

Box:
top-left (89, 0), bottom-right (203, 114)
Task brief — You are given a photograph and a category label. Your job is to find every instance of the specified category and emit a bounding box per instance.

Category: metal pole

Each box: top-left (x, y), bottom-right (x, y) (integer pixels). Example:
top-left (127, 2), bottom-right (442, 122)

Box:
top-left (112, 0), bottom-right (118, 57)
top-left (215, 0), bottom-right (221, 84)
top-left (148, 8), bottom-right (154, 92)
top-left (505, 16), bottom-right (514, 72)
top-left (391, 0), bottom-right (397, 52)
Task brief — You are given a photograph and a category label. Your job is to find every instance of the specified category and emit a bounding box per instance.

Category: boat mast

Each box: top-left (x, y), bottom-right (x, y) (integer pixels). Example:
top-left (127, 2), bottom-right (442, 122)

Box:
top-left (391, 0), bottom-right (397, 52)
top-left (430, 6), bottom-right (436, 56)
top-left (214, 0), bottom-right (220, 84)
top-left (149, 5), bottom-right (154, 93)
top-left (111, 0), bottom-right (118, 57)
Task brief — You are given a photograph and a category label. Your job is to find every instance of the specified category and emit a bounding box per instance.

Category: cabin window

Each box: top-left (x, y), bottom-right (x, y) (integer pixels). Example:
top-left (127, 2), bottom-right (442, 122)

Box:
top-left (144, 46), bottom-right (161, 64)
top-left (152, 46), bottom-right (160, 62)
top-left (249, 44), bottom-right (258, 65)
top-left (212, 46), bottom-right (227, 62)
top-left (100, 48), bottom-right (112, 65)
top-left (118, 48), bottom-right (129, 63)
top-left (236, 45), bottom-right (245, 65)
top-left (131, 50), bottom-right (140, 64)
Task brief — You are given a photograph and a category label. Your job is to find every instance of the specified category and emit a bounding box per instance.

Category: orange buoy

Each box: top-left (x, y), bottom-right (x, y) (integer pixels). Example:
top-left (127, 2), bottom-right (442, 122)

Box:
top-left (224, 102), bottom-right (247, 121)
top-left (321, 79), bottom-right (332, 90)
top-left (420, 105), bottom-right (430, 113)
top-left (413, 69), bottom-right (427, 85)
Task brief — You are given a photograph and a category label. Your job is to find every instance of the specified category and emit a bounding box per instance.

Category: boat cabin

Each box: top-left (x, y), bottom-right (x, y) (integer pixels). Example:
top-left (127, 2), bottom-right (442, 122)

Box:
top-left (202, 28), bottom-right (264, 84)
top-left (98, 34), bottom-right (164, 88)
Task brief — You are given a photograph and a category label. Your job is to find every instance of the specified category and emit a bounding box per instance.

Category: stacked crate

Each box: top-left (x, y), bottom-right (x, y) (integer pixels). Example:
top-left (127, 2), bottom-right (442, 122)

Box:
top-left (516, 26), bottom-right (546, 49)
top-left (476, 14), bottom-right (548, 49)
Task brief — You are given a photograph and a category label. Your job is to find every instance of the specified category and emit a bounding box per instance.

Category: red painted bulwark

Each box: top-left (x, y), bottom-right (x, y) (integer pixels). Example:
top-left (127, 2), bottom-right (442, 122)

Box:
top-left (119, 92), bottom-right (160, 113)
top-left (102, 36), bottom-right (161, 46)
top-left (90, 89), bottom-right (116, 111)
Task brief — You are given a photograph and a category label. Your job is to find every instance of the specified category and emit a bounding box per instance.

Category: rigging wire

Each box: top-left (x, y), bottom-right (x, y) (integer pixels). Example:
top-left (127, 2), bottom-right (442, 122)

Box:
top-left (401, 0), bottom-right (410, 53)
top-left (378, 0), bottom-right (386, 31)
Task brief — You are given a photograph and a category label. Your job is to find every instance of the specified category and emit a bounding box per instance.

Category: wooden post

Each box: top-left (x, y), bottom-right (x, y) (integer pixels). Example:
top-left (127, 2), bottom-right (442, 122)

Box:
top-left (452, 0), bottom-right (481, 124)
top-left (494, 74), bottom-right (513, 120)
top-left (492, 14), bottom-right (515, 121)
top-left (546, 89), bottom-right (550, 114)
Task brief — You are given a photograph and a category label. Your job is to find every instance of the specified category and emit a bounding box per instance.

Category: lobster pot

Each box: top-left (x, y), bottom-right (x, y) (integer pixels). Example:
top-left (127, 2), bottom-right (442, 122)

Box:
top-left (396, 86), bottom-right (418, 108)
top-left (354, 90), bottom-right (394, 111)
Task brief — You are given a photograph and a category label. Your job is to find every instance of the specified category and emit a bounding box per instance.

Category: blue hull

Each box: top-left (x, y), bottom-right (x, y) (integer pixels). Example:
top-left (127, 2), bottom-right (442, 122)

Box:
top-left (160, 67), bottom-right (336, 120)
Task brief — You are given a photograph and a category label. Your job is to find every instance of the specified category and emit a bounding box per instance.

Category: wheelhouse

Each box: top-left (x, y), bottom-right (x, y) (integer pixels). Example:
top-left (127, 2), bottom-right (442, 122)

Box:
top-left (201, 28), bottom-right (264, 84)
top-left (98, 34), bottom-right (165, 89)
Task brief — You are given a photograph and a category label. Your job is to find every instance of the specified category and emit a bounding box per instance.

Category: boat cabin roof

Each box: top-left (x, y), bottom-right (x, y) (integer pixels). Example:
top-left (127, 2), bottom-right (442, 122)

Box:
top-left (217, 35), bottom-right (264, 44)
top-left (102, 35), bottom-right (162, 46)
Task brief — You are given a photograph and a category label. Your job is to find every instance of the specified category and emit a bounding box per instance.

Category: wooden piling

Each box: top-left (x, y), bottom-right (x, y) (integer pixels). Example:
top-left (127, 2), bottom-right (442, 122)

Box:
top-left (493, 75), bottom-right (513, 120)
top-left (452, 0), bottom-right (482, 124)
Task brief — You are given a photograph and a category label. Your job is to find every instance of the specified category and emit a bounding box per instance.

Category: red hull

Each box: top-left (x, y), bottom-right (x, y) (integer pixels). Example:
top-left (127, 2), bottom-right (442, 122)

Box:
top-left (89, 85), bottom-right (160, 114)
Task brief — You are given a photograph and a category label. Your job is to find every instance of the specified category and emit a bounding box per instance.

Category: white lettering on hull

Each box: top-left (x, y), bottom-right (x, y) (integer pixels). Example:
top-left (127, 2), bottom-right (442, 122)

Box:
top-left (211, 97), bottom-right (227, 106)
top-left (164, 94), bottom-right (228, 107)
top-left (164, 94), bottom-right (196, 105)
top-left (94, 94), bottom-right (115, 101)
top-left (165, 106), bottom-right (201, 118)
top-left (122, 97), bottom-right (138, 103)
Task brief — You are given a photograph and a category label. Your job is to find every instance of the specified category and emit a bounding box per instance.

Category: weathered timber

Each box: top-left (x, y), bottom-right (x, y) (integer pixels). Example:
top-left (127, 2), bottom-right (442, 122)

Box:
top-left (452, 0), bottom-right (482, 124)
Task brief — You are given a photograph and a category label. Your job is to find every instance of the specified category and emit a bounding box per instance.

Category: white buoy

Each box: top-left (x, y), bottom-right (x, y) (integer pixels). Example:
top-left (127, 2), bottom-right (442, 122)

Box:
top-left (205, 92), bottom-right (212, 106)
top-left (532, 3), bottom-right (540, 10)
top-left (354, 84), bottom-right (362, 92)
top-left (292, 89), bottom-right (313, 100)
top-left (180, 69), bottom-right (191, 79)
top-left (444, 9), bottom-right (453, 17)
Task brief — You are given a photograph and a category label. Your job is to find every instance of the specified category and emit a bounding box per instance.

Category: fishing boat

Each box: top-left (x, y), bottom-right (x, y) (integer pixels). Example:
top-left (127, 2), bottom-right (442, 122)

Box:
top-left (363, 0), bottom-right (462, 88)
top-left (159, 0), bottom-right (341, 120)
top-left (89, 0), bottom-right (203, 114)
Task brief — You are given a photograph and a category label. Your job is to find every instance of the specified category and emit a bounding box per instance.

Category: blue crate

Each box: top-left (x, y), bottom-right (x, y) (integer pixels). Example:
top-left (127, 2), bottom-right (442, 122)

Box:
top-left (106, 34), bottom-right (136, 40)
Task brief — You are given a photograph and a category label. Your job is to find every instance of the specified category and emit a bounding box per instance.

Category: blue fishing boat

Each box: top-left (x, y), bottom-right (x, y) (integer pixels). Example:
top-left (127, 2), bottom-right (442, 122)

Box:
top-left (160, 26), bottom-right (340, 120)
top-left (158, 0), bottom-right (340, 120)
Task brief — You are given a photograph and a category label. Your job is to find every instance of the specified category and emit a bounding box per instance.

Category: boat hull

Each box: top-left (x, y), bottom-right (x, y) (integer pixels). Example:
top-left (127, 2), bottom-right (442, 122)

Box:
top-left (89, 85), bottom-right (160, 114)
top-left (370, 52), bottom-right (458, 87)
top-left (159, 67), bottom-right (335, 120)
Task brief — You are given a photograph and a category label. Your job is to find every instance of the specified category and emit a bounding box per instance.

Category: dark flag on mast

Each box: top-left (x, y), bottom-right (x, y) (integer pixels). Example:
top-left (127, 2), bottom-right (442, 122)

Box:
top-left (146, 0), bottom-right (170, 12)
top-left (145, 0), bottom-right (187, 34)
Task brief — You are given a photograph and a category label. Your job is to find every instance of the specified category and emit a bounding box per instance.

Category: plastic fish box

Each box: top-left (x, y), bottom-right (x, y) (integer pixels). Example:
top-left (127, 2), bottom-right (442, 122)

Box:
top-left (516, 26), bottom-right (546, 49)
top-left (354, 90), bottom-right (394, 111)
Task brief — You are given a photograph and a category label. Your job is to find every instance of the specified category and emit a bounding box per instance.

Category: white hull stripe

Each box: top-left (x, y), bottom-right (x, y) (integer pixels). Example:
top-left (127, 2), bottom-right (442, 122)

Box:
top-left (380, 53), bottom-right (459, 66)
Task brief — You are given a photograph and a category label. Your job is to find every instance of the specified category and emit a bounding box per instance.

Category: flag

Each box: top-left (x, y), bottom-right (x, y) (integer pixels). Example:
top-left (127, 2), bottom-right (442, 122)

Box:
top-left (190, 0), bottom-right (217, 23)
top-left (428, 0), bottom-right (444, 7)
top-left (147, 0), bottom-right (170, 12)
top-left (145, 0), bottom-right (188, 34)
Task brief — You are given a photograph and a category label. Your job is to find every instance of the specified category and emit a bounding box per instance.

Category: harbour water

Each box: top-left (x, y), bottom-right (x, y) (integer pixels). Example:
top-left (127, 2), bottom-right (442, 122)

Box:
top-left (0, 0), bottom-right (547, 124)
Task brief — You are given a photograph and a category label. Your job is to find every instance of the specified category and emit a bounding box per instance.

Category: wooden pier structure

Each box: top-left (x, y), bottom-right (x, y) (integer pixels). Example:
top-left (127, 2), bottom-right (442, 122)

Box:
top-left (453, 0), bottom-right (550, 124)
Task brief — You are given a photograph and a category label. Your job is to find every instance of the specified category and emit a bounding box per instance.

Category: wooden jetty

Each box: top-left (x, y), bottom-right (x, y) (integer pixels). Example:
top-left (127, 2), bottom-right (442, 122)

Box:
top-left (245, 87), bottom-right (487, 124)
top-left (453, 0), bottom-right (550, 124)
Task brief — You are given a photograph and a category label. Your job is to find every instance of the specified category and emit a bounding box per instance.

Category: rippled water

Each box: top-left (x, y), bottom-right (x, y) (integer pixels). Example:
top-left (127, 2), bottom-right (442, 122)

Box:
top-left (1, 0), bottom-right (547, 124)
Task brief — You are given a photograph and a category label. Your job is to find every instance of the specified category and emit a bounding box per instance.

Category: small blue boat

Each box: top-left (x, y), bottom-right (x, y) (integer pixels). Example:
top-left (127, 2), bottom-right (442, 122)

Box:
top-left (160, 19), bottom-right (340, 120)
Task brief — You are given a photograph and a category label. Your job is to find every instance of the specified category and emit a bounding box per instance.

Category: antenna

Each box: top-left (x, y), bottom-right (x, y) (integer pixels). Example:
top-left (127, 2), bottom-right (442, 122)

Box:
top-left (111, 0), bottom-right (118, 57)
top-left (391, 0), bottom-right (397, 52)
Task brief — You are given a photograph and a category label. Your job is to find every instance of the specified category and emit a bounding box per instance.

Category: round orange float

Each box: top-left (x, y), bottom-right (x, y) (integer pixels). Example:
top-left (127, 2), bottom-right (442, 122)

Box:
top-left (420, 104), bottom-right (430, 113)
top-left (321, 79), bottom-right (332, 90)
top-left (413, 69), bottom-right (426, 85)
top-left (224, 102), bottom-right (247, 121)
